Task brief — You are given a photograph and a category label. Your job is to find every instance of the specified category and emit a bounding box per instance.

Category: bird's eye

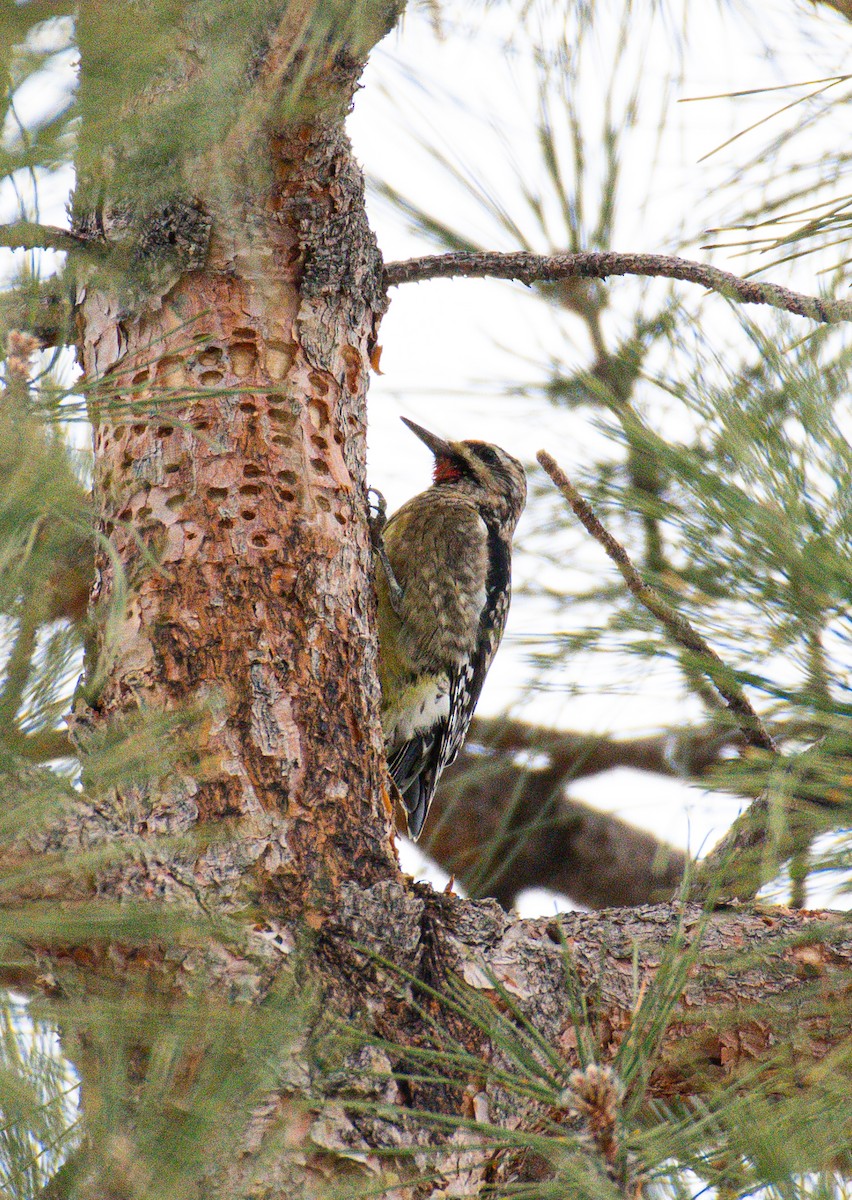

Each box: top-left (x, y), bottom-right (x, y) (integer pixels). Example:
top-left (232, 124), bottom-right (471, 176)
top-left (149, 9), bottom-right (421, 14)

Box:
top-left (474, 445), bottom-right (500, 467)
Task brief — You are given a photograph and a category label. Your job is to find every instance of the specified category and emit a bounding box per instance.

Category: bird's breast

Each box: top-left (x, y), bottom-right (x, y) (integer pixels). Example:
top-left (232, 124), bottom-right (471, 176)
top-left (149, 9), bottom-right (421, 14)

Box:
top-left (384, 501), bottom-right (491, 673)
top-left (382, 673), bottom-right (451, 748)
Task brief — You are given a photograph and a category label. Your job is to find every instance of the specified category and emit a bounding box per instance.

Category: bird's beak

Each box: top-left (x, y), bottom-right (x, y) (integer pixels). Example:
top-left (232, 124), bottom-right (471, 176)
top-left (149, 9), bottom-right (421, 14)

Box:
top-left (400, 417), bottom-right (455, 460)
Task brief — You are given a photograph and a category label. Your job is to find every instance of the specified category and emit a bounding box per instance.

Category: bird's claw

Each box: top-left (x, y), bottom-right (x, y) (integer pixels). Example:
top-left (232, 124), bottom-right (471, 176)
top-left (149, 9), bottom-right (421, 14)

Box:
top-left (368, 487), bottom-right (388, 547)
top-left (368, 487), bottom-right (405, 617)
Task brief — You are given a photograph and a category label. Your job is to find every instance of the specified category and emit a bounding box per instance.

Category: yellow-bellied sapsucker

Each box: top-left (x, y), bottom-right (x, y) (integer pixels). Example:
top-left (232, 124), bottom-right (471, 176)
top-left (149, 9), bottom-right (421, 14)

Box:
top-left (372, 418), bottom-right (527, 840)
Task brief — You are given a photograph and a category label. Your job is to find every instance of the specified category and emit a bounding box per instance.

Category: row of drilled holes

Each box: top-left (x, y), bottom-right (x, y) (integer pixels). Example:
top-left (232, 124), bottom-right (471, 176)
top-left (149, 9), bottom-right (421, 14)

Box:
top-left (208, 486), bottom-right (345, 524)
top-left (102, 400), bottom-right (346, 526)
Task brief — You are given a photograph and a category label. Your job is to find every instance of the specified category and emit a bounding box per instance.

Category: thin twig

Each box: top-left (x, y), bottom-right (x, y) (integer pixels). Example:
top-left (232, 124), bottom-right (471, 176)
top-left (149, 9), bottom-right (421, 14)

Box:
top-left (537, 450), bottom-right (777, 755)
top-left (383, 250), bottom-right (850, 324)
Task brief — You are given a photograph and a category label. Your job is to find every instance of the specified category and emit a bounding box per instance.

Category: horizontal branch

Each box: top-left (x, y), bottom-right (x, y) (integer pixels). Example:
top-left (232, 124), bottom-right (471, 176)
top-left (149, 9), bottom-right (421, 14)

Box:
top-left (383, 250), bottom-right (851, 324)
top-left (423, 716), bottom-right (742, 908)
top-left (432, 898), bottom-right (852, 1097)
top-left (0, 221), bottom-right (94, 255)
top-left (464, 714), bottom-right (740, 781)
top-left (341, 883), bottom-right (852, 1110)
top-left (315, 891), bottom-right (852, 1192)
top-left (425, 716), bottom-right (827, 909)
top-left (426, 769), bottom-right (686, 910)
top-left (7, 729), bottom-right (74, 763)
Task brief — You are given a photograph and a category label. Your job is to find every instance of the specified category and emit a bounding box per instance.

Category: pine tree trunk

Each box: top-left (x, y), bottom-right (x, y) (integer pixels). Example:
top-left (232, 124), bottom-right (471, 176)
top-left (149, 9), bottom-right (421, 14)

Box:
top-left (73, 14), bottom-right (400, 912)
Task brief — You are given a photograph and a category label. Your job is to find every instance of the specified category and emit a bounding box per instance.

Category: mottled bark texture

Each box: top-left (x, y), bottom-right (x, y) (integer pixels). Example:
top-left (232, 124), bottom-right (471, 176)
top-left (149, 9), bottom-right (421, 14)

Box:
top-left (364, 892), bottom-right (852, 1097)
top-left (72, 18), bottom-right (399, 914)
top-left (224, 890), bottom-right (852, 1197)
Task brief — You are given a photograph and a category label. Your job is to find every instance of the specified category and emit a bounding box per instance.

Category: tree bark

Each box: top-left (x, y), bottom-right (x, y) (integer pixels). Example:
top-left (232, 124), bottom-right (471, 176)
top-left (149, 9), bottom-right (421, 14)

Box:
top-left (220, 892), bottom-right (852, 1197)
top-left (71, 5), bottom-right (400, 915)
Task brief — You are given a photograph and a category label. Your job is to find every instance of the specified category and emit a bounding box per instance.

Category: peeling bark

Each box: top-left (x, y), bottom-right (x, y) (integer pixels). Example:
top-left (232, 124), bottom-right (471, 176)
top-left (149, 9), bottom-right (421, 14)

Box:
top-left (71, 14), bottom-right (399, 916)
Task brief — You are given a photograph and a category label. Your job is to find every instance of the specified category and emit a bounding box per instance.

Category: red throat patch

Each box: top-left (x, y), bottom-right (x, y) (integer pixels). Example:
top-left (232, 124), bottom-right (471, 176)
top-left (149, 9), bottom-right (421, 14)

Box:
top-left (433, 456), bottom-right (462, 484)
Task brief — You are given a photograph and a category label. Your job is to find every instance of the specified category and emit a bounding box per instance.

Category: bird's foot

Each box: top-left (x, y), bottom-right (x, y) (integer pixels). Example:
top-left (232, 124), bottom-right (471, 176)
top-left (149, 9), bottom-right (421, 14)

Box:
top-left (368, 487), bottom-right (388, 542)
top-left (368, 488), bottom-right (405, 617)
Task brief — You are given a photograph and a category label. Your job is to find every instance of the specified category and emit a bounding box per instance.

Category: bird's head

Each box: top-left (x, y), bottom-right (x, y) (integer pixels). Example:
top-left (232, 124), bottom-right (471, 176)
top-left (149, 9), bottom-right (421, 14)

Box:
top-left (401, 417), bottom-right (527, 530)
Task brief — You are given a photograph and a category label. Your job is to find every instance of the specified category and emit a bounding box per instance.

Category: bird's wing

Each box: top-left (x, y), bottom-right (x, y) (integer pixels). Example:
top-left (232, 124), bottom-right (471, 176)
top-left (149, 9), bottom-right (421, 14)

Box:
top-left (402, 521), bottom-right (512, 838)
top-left (390, 729), bottom-right (445, 840)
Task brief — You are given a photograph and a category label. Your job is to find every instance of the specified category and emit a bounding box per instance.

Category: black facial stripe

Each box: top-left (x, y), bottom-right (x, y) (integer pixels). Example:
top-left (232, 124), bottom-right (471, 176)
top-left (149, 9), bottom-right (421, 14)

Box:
top-left (471, 444), bottom-right (501, 467)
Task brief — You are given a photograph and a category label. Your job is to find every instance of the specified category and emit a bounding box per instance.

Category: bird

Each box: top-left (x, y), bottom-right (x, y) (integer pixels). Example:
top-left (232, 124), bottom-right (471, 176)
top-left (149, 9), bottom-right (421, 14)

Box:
top-left (372, 417), bottom-right (527, 840)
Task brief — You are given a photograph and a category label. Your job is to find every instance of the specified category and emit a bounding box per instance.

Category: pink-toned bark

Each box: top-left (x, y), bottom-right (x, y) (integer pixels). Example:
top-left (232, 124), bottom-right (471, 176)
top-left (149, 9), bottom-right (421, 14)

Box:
top-left (75, 114), bottom-right (398, 911)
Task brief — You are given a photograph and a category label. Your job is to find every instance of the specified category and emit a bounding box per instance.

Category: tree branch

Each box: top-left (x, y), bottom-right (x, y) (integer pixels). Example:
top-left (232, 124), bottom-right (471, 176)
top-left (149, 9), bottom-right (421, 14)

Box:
top-left (425, 715), bottom-right (838, 909)
top-left (428, 897), bottom-right (852, 1100)
top-left (429, 898), bottom-right (852, 1096)
top-left (325, 893), bottom-right (852, 1193)
top-left (537, 451), bottom-right (777, 755)
top-left (6, 729), bottom-right (74, 762)
top-left (420, 716), bottom-right (748, 908)
top-left (383, 250), bottom-right (851, 324)
top-left (0, 221), bottom-right (91, 255)
top-left (337, 886), bottom-right (852, 1117)
top-left (424, 759), bottom-right (687, 909)
top-left (463, 714), bottom-right (741, 781)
